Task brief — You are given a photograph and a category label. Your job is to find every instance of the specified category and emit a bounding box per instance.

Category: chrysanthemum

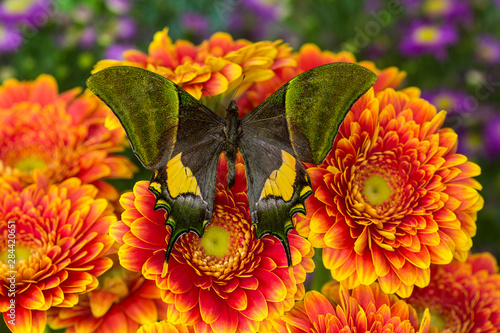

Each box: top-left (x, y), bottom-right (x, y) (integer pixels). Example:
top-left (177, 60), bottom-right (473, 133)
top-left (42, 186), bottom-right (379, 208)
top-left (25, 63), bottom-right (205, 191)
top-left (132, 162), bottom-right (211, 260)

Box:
top-left (237, 43), bottom-right (406, 116)
top-left (47, 260), bottom-right (169, 333)
top-left (295, 87), bottom-right (483, 297)
top-left (406, 252), bottom-right (500, 332)
top-left (0, 74), bottom-right (137, 201)
top-left (92, 28), bottom-right (295, 101)
top-left (0, 175), bottom-right (114, 333)
top-left (270, 283), bottom-right (431, 333)
top-left (111, 155), bottom-right (314, 333)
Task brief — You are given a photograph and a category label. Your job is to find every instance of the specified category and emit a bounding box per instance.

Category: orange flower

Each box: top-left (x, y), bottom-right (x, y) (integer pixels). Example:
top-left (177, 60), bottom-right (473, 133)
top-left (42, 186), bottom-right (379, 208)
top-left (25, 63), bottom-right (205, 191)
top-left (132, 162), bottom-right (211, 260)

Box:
top-left (138, 321), bottom-right (193, 333)
top-left (47, 259), bottom-right (169, 333)
top-left (0, 175), bottom-right (114, 333)
top-left (237, 43), bottom-right (406, 116)
top-left (111, 155), bottom-right (314, 333)
top-left (0, 75), bottom-right (137, 202)
top-left (295, 87), bottom-right (483, 297)
top-left (271, 283), bottom-right (431, 333)
top-left (92, 28), bottom-right (295, 101)
top-left (407, 252), bottom-right (500, 332)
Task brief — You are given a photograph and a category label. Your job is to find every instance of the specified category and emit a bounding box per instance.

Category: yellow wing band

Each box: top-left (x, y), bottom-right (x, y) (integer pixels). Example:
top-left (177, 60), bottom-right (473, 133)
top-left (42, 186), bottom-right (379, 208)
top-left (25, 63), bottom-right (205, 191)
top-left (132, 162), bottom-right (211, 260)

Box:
top-left (260, 151), bottom-right (299, 202)
top-left (166, 153), bottom-right (201, 198)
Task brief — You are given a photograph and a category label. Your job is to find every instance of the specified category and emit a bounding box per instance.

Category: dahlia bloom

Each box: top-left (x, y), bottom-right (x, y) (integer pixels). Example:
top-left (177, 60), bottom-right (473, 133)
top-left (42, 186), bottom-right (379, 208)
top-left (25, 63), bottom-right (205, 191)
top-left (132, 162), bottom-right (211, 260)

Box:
top-left (296, 87), bottom-right (483, 297)
top-left (111, 155), bottom-right (314, 333)
top-left (0, 175), bottom-right (114, 333)
top-left (92, 28), bottom-right (295, 101)
top-left (47, 261), bottom-right (169, 333)
top-left (271, 283), bottom-right (431, 333)
top-left (407, 252), bottom-right (500, 332)
top-left (0, 74), bottom-right (137, 201)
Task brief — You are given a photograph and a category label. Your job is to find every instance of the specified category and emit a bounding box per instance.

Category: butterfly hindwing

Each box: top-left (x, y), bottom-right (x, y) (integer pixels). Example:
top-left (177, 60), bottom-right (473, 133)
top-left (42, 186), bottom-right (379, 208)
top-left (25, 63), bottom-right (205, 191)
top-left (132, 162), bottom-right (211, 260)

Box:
top-left (87, 66), bottom-right (226, 262)
top-left (239, 138), bottom-right (312, 265)
top-left (149, 135), bottom-right (224, 261)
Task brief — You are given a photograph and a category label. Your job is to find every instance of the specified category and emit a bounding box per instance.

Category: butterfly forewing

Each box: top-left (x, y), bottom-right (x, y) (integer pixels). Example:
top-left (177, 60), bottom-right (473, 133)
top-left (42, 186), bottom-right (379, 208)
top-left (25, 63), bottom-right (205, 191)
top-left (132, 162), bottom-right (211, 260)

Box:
top-left (242, 62), bottom-right (378, 164)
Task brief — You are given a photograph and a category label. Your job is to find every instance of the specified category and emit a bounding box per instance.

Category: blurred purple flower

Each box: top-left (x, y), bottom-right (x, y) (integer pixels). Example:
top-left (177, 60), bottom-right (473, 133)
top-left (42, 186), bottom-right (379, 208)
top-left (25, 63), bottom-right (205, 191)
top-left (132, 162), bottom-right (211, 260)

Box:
top-left (399, 21), bottom-right (458, 59)
top-left (106, 0), bottom-right (131, 14)
top-left (476, 35), bottom-right (500, 65)
top-left (104, 43), bottom-right (132, 60)
top-left (228, 0), bottom-right (288, 39)
top-left (422, 88), bottom-right (472, 114)
top-left (484, 114), bottom-right (500, 158)
top-left (181, 12), bottom-right (209, 36)
top-left (0, 0), bottom-right (52, 27)
top-left (0, 23), bottom-right (23, 52)
top-left (79, 26), bottom-right (96, 48)
top-left (421, 0), bottom-right (471, 22)
top-left (116, 16), bottom-right (136, 40)
top-left (243, 0), bottom-right (281, 21)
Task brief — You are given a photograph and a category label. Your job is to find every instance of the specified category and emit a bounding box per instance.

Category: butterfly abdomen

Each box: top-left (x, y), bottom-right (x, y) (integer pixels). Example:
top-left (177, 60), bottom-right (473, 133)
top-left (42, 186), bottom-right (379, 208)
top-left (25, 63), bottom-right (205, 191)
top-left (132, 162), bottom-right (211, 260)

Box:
top-left (224, 101), bottom-right (242, 189)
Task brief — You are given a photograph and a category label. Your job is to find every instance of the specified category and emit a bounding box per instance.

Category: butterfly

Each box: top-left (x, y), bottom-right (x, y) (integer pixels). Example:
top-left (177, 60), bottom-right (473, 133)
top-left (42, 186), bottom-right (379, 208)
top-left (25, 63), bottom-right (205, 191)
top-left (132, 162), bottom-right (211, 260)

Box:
top-left (87, 63), bottom-right (377, 267)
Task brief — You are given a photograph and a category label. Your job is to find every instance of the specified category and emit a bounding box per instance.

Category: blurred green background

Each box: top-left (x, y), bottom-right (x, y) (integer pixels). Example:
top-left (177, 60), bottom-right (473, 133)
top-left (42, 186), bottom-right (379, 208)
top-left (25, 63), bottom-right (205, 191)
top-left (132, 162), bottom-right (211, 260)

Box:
top-left (2, 0), bottom-right (500, 261)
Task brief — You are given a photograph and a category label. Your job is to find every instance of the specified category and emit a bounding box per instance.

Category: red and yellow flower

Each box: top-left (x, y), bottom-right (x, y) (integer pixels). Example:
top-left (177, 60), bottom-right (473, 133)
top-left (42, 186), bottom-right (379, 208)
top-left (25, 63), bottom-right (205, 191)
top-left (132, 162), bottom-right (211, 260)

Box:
top-left (296, 87), bottom-right (483, 297)
top-left (111, 155), bottom-right (314, 333)
top-left (407, 252), bottom-right (500, 332)
top-left (0, 74), bottom-right (137, 202)
top-left (47, 258), bottom-right (170, 333)
top-left (271, 283), bottom-right (431, 333)
top-left (0, 174), bottom-right (115, 333)
top-left (138, 321), bottom-right (193, 333)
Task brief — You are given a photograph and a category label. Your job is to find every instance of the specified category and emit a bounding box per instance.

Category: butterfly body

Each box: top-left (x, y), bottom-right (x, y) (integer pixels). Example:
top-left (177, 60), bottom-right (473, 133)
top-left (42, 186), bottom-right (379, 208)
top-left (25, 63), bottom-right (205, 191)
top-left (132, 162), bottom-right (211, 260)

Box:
top-left (222, 101), bottom-right (240, 188)
top-left (87, 63), bottom-right (377, 266)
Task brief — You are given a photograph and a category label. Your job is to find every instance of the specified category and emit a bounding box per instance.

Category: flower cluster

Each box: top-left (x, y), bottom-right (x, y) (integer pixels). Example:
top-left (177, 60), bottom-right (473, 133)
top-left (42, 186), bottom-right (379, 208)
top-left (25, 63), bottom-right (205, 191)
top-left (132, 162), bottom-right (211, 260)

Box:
top-left (1, 28), bottom-right (494, 333)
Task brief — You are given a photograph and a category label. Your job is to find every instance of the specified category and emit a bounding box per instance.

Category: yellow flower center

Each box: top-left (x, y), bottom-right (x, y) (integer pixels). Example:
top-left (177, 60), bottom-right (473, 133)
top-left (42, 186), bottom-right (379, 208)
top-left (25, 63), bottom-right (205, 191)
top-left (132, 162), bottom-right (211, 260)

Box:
top-left (422, 0), bottom-right (450, 16)
top-left (427, 310), bottom-right (446, 331)
top-left (181, 199), bottom-right (257, 279)
top-left (434, 95), bottom-right (453, 111)
top-left (362, 174), bottom-right (393, 206)
top-left (3, 0), bottom-right (36, 14)
top-left (415, 26), bottom-right (439, 44)
top-left (14, 156), bottom-right (47, 173)
top-left (0, 245), bottom-right (32, 264)
top-left (200, 225), bottom-right (231, 259)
